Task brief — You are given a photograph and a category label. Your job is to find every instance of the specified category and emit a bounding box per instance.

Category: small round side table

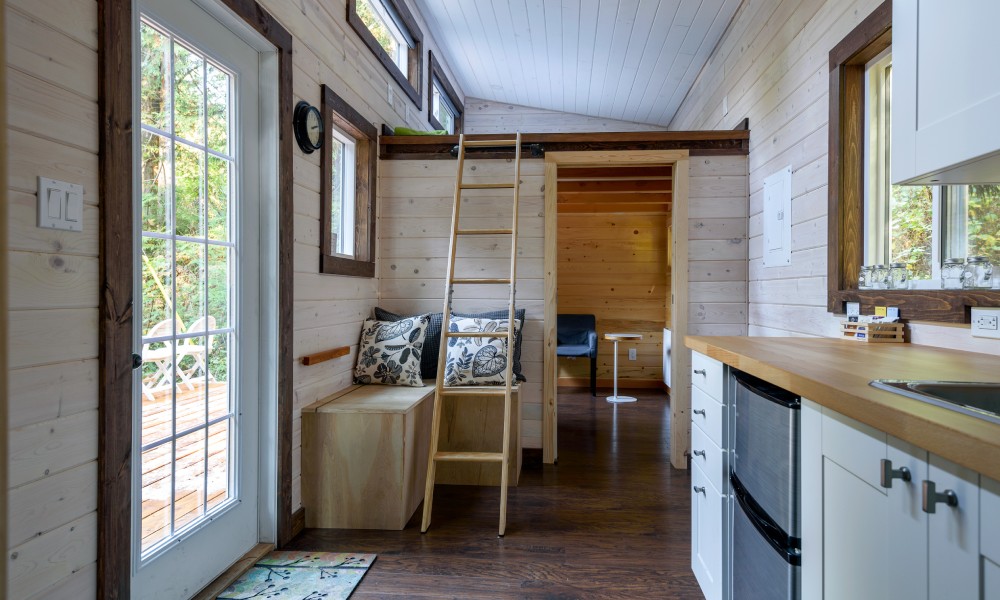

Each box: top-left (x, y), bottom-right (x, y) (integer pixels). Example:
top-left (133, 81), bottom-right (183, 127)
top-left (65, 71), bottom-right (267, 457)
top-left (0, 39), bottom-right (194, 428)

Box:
top-left (604, 332), bottom-right (642, 403)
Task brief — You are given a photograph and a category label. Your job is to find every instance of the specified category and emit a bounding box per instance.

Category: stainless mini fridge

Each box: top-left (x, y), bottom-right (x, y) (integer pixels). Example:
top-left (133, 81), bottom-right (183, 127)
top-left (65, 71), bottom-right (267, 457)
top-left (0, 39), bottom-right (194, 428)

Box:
top-left (730, 370), bottom-right (801, 600)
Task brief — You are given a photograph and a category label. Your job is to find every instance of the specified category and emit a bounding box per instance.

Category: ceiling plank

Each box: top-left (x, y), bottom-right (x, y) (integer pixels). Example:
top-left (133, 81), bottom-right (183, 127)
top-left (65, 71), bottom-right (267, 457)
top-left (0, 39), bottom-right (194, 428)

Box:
top-left (558, 165), bottom-right (673, 179)
top-left (557, 202), bottom-right (672, 214)
top-left (556, 180), bottom-right (672, 193)
top-left (557, 193), bottom-right (673, 204)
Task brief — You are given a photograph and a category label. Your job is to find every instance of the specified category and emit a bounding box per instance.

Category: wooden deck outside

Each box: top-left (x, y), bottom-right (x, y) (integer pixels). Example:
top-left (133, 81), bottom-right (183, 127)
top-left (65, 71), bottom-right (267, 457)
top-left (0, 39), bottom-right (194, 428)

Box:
top-left (141, 381), bottom-right (231, 552)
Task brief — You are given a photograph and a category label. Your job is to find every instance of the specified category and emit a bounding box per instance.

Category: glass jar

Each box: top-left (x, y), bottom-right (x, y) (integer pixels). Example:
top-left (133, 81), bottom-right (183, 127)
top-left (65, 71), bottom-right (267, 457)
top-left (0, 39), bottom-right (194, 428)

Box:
top-left (942, 258), bottom-right (965, 289)
top-left (888, 263), bottom-right (909, 290)
top-left (858, 265), bottom-right (873, 290)
top-left (963, 256), bottom-right (993, 289)
top-left (870, 264), bottom-right (888, 289)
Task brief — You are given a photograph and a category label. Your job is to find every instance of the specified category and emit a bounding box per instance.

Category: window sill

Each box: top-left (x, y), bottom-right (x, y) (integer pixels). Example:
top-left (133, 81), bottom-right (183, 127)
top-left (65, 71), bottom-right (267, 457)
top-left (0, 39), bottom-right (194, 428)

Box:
top-left (828, 289), bottom-right (1000, 323)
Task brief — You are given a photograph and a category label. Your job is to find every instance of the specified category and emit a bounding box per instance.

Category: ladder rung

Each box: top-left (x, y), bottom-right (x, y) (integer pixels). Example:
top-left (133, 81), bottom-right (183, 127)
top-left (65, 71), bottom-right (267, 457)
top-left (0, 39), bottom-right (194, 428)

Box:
top-left (434, 451), bottom-right (504, 462)
top-left (442, 330), bottom-right (511, 339)
top-left (456, 228), bottom-right (513, 236)
top-left (463, 139), bottom-right (518, 147)
top-left (451, 278), bottom-right (511, 285)
top-left (440, 385), bottom-right (519, 396)
top-left (460, 182), bottom-right (515, 190)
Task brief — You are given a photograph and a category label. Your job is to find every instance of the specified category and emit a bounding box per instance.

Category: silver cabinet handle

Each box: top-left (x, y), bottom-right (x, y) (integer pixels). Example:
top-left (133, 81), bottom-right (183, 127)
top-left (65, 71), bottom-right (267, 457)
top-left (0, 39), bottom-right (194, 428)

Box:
top-left (692, 408), bottom-right (706, 416)
top-left (880, 459), bottom-right (911, 488)
top-left (692, 449), bottom-right (706, 457)
top-left (922, 480), bottom-right (959, 513)
top-left (693, 369), bottom-right (707, 376)
top-left (693, 486), bottom-right (706, 494)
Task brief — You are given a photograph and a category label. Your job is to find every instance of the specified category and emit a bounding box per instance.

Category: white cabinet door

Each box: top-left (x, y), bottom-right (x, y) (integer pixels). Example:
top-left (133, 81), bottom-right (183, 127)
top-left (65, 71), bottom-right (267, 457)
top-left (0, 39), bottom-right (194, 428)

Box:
top-left (984, 558), bottom-right (1000, 600)
top-left (692, 462), bottom-right (725, 600)
top-left (821, 457), bottom-right (890, 600)
top-left (926, 455), bottom-right (979, 600)
top-left (893, 0), bottom-right (1000, 184)
top-left (885, 438), bottom-right (929, 600)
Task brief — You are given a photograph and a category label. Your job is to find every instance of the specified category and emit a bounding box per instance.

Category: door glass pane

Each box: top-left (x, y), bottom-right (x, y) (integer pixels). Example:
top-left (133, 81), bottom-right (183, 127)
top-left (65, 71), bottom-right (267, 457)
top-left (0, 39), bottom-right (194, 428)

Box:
top-left (141, 132), bottom-right (171, 233)
top-left (206, 64), bottom-right (229, 154)
top-left (137, 17), bottom-right (238, 558)
top-left (207, 245), bottom-right (230, 329)
top-left (174, 241), bottom-right (205, 329)
top-left (174, 143), bottom-right (206, 238)
top-left (140, 23), bottom-right (171, 132)
top-left (141, 443), bottom-right (173, 549)
top-left (207, 156), bottom-right (230, 241)
top-left (173, 43), bottom-right (205, 145)
top-left (174, 428), bottom-right (207, 530)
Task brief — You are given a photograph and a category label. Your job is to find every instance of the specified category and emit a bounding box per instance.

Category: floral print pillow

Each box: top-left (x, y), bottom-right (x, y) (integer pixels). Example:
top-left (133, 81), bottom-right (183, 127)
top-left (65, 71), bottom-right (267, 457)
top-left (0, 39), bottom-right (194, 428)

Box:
top-left (444, 316), bottom-right (521, 386)
top-left (354, 315), bottom-right (428, 387)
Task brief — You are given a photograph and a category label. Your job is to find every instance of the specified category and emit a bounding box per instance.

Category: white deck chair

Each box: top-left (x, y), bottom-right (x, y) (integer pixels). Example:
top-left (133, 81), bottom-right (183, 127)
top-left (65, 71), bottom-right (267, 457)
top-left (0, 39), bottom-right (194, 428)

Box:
top-left (142, 319), bottom-right (177, 401)
top-left (177, 315), bottom-right (216, 389)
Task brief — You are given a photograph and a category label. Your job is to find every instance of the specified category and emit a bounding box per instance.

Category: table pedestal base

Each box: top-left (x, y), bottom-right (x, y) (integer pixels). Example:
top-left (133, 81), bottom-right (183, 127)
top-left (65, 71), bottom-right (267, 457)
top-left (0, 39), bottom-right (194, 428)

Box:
top-left (606, 395), bottom-right (637, 404)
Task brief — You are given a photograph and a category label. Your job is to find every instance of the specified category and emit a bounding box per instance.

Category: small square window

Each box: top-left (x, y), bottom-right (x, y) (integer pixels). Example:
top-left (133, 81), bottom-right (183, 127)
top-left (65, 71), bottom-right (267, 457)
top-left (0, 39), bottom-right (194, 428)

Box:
top-left (348, 0), bottom-right (422, 106)
top-left (427, 51), bottom-right (462, 134)
top-left (321, 85), bottom-right (376, 277)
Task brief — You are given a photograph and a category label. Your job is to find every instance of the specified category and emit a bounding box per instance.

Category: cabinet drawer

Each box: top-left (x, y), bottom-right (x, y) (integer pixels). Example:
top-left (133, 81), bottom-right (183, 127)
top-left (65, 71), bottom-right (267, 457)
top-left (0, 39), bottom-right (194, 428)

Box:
top-left (692, 422), bottom-right (726, 493)
top-left (692, 385), bottom-right (725, 448)
top-left (692, 352), bottom-right (724, 401)
top-left (692, 462), bottom-right (725, 600)
top-left (983, 476), bottom-right (1000, 563)
top-left (821, 408), bottom-right (887, 492)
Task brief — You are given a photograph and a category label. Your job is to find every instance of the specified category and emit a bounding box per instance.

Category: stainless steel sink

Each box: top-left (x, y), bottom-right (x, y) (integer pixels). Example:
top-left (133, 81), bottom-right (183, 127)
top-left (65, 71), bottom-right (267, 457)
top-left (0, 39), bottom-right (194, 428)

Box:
top-left (870, 380), bottom-right (1000, 425)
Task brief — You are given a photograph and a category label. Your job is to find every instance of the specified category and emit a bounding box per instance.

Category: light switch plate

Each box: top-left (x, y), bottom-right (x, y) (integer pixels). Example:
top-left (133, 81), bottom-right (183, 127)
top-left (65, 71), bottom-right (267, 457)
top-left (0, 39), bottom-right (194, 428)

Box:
top-left (971, 307), bottom-right (1000, 339)
top-left (38, 177), bottom-right (84, 232)
top-left (628, 348), bottom-right (637, 361)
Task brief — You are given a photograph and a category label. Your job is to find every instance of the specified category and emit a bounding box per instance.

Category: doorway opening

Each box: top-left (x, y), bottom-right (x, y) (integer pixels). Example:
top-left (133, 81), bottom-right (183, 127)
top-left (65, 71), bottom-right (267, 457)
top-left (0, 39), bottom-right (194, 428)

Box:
top-left (542, 150), bottom-right (690, 465)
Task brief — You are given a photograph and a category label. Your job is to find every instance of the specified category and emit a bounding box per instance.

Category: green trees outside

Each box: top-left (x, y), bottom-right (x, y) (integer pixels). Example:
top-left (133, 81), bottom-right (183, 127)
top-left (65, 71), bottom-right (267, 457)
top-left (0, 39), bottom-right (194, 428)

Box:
top-left (889, 183), bottom-right (1000, 282)
top-left (140, 22), bottom-right (231, 386)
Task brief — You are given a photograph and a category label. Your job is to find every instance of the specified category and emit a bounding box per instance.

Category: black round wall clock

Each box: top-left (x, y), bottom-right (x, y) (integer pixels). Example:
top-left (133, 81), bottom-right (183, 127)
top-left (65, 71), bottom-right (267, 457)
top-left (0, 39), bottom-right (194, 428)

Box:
top-left (293, 100), bottom-right (324, 154)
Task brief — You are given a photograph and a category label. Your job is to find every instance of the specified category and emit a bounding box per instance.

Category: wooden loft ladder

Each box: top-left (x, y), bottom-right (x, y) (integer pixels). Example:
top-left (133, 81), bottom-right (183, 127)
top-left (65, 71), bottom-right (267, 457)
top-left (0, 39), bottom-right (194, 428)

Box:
top-left (421, 132), bottom-right (523, 537)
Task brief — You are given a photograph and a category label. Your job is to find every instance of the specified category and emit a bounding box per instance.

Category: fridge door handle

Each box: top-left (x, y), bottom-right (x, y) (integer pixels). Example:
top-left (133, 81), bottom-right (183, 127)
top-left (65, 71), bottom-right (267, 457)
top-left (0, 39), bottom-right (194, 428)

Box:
top-left (731, 471), bottom-right (801, 566)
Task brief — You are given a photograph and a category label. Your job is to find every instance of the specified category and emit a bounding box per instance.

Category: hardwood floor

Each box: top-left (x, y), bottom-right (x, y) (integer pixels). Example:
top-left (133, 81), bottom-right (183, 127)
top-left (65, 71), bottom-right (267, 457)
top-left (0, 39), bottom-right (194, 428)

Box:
top-left (288, 387), bottom-right (701, 598)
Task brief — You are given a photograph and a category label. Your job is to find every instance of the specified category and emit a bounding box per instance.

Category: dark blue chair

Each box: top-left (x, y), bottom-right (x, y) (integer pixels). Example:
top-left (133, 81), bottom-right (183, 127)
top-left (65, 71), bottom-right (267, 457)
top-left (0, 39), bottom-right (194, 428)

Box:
top-left (557, 314), bottom-right (598, 396)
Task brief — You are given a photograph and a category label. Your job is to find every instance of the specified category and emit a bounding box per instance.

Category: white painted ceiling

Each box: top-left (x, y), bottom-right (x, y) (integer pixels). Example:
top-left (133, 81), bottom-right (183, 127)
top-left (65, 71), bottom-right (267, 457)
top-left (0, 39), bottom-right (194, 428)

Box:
top-left (414, 0), bottom-right (742, 127)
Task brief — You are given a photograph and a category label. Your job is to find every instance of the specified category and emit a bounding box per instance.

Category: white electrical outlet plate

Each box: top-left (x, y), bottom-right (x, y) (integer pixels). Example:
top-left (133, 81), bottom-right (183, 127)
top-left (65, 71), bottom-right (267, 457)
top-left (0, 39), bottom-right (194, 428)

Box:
top-left (628, 348), bottom-right (637, 361)
top-left (971, 307), bottom-right (1000, 339)
top-left (886, 307), bottom-right (900, 320)
top-left (846, 302), bottom-right (861, 316)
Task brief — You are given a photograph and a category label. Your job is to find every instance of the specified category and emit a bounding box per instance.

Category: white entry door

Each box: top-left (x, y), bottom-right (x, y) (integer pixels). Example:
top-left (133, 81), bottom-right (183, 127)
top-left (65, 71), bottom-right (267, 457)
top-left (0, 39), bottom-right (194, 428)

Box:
top-left (131, 0), bottom-right (270, 596)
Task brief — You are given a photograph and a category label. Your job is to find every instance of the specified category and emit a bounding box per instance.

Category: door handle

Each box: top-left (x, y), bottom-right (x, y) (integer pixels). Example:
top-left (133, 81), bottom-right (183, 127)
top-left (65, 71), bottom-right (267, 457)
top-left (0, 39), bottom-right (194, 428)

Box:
top-left (693, 485), bottom-right (706, 494)
top-left (922, 480), bottom-right (959, 513)
top-left (692, 408), bottom-right (706, 416)
top-left (132, 353), bottom-right (143, 370)
top-left (692, 449), bottom-right (706, 458)
top-left (880, 459), bottom-right (911, 488)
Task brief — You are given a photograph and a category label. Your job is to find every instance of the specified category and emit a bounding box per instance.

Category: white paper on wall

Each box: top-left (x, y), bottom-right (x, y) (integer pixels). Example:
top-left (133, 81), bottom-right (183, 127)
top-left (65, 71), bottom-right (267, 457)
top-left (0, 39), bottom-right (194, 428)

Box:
top-left (763, 166), bottom-right (792, 267)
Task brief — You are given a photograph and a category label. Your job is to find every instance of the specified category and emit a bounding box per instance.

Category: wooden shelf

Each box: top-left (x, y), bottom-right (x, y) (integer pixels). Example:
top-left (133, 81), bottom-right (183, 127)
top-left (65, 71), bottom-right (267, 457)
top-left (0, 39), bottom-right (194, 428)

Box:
top-left (379, 131), bottom-right (750, 160)
top-left (829, 289), bottom-right (1000, 323)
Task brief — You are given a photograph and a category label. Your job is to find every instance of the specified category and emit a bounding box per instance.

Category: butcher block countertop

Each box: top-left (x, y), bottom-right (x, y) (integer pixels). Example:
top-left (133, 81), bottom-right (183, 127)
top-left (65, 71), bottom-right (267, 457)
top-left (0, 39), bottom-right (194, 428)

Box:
top-left (685, 336), bottom-right (1000, 483)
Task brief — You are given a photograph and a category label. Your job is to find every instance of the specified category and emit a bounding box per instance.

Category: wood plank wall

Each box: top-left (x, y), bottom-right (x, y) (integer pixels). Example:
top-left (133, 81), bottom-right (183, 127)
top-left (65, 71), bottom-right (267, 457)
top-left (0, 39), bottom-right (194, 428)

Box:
top-left (556, 213), bottom-right (669, 386)
top-left (0, 3), bottom-right (8, 595)
top-left (4, 0), bottom-right (463, 596)
top-left (669, 0), bottom-right (1000, 355)
top-left (464, 97), bottom-right (670, 134)
top-left (378, 159), bottom-right (546, 449)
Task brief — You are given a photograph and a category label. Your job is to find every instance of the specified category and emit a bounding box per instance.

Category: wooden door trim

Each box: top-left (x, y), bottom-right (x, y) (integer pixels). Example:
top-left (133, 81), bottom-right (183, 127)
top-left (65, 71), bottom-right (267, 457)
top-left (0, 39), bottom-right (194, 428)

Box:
top-left (97, 0), bottom-right (294, 597)
top-left (542, 150), bottom-right (690, 465)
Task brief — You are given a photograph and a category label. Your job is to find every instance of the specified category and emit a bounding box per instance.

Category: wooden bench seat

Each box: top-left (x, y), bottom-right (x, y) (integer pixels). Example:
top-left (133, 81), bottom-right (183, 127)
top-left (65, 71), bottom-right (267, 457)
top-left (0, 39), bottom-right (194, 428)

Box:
top-left (301, 383), bottom-right (434, 530)
top-left (301, 381), bottom-right (522, 530)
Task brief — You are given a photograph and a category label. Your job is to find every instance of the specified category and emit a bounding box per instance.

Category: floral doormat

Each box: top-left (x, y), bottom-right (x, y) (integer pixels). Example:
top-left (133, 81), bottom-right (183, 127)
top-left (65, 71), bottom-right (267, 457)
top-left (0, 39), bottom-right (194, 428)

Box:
top-left (217, 551), bottom-right (376, 600)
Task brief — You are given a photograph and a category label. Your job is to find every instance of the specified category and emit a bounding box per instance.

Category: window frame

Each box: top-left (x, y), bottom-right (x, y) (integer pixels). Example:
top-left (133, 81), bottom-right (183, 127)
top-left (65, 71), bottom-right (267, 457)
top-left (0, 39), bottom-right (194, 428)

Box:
top-left (828, 0), bottom-right (1000, 322)
top-left (347, 0), bottom-right (423, 107)
top-left (427, 50), bottom-right (463, 134)
top-left (320, 84), bottom-right (376, 277)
